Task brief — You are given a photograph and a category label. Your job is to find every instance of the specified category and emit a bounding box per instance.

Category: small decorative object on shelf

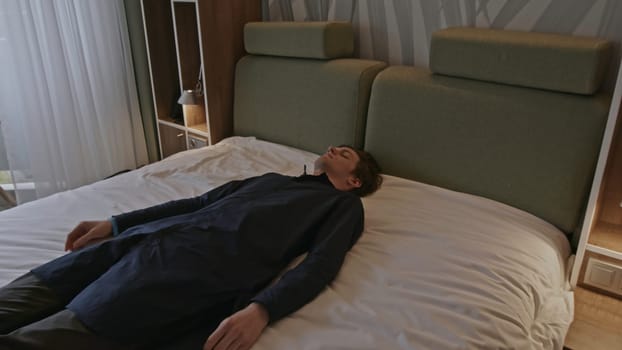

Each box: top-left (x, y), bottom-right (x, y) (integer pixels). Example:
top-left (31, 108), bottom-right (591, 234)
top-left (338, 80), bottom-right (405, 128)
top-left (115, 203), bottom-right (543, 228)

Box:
top-left (177, 65), bottom-right (203, 106)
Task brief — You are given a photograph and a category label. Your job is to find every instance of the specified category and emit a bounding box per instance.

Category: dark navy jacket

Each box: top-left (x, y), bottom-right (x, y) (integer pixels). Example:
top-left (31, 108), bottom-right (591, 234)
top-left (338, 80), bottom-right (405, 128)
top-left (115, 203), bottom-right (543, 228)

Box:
top-left (32, 172), bottom-right (364, 342)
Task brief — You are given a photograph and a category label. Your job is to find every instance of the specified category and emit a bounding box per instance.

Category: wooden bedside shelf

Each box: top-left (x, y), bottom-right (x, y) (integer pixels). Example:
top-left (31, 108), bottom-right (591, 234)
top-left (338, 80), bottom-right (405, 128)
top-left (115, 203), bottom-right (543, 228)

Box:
top-left (141, 0), bottom-right (260, 159)
top-left (571, 55), bottom-right (622, 289)
top-left (158, 115), bottom-right (184, 127)
top-left (188, 123), bottom-right (208, 135)
top-left (588, 222), bottom-right (622, 254)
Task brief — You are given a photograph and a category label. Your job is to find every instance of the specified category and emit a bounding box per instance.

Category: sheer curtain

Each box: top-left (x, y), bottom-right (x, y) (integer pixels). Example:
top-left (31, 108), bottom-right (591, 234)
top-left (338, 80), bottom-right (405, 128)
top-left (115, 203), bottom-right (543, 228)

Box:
top-left (0, 0), bottom-right (148, 204)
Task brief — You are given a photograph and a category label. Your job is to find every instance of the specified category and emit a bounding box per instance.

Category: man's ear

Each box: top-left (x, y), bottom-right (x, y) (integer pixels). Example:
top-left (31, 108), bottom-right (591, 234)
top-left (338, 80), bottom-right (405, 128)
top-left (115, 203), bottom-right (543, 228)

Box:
top-left (348, 177), bottom-right (362, 188)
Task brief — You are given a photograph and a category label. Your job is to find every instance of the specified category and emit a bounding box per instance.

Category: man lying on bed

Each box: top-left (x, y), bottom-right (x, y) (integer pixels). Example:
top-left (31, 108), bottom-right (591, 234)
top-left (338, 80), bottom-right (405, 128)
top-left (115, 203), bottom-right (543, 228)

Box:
top-left (0, 145), bottom-right (382, 350)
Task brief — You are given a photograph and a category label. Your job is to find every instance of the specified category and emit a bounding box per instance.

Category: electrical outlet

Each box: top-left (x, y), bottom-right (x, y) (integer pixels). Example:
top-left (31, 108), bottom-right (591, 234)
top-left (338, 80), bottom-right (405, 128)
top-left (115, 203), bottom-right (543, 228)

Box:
top-left (585, 258), bottom-right (622, 296)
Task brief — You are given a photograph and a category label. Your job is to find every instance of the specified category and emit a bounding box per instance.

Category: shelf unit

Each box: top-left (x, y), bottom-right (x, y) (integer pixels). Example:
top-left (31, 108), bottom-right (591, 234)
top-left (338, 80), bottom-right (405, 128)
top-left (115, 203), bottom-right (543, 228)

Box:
top-left (140, 0), bottom-right (260, 159)
top-left (172, 0), bottom-right (208, 152)
top-left (571, 57), bottom-right (622, 298)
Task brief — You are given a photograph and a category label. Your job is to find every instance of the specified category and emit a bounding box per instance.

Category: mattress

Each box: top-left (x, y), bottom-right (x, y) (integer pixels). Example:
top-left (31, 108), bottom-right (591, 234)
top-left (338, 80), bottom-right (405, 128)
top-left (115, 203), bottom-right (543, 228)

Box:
top-left (0, 136), bottom-right (573, 349)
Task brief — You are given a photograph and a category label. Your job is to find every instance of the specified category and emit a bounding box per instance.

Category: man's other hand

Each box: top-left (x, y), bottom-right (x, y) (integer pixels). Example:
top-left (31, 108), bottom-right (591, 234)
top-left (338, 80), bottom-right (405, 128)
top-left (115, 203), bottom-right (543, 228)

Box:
top-left (65, 220), bottom-right (112, 251)
top-left (204, 302), bottom-right (269, 350)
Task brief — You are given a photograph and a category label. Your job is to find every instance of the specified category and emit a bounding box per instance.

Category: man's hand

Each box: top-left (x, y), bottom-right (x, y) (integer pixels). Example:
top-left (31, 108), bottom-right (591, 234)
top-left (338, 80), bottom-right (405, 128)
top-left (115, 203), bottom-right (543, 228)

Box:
top-left (203, 302), bottom-right (269, 350)
top-left (64, 220), bottom-right (112, 251)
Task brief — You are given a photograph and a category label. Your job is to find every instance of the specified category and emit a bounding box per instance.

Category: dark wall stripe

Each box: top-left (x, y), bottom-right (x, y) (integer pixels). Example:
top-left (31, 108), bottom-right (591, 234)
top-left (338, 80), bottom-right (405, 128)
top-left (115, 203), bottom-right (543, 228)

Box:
top-left (534, 0), bottom-right (597, 33)
top-left (491, 0), bottom-right (531, 28)
top-left (393, 0), bottom-right (414, 65)
top-left (367, 0), bottom-right (390, 62)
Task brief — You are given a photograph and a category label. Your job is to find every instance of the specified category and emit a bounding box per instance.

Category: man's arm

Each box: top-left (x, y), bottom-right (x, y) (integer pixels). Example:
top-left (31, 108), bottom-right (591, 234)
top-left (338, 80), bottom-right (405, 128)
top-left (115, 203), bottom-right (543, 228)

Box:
top-left (250, 195), bottom-right (364, 322)
top-left (203, 302), bottom-right (269, 350)
top-left (112, 178), bottom-right (248, 234)
top-left (204, 195), bottom-right (364, 350)
top-left (65, 178), bottom-right (250, 250)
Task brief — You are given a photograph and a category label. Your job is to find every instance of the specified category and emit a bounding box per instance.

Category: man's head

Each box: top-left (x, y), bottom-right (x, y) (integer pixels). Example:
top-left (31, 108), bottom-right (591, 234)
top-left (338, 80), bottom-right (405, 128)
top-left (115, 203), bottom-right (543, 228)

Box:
top-left (314, 145), bottom-right (382, 197)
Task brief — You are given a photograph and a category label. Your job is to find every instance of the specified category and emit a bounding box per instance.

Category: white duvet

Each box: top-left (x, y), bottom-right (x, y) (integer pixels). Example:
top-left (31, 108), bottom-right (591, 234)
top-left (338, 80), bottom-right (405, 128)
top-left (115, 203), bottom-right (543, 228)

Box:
top-left (0, 137), bottom-right (573, 349)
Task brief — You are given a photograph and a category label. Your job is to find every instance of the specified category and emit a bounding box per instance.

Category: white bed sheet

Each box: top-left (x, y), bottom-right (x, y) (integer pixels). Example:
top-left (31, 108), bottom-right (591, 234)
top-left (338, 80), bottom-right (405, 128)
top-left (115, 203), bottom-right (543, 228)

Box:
top-left (0, 136), bottom-right (573, 349)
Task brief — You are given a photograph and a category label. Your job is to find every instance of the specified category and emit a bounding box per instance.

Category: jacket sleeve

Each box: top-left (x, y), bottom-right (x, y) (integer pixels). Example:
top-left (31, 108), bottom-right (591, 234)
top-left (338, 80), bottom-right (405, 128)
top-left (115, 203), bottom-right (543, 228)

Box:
top-left (250, 195), bottom-right (364, 323)
top-left (111, 178), bottom-right (249, 234)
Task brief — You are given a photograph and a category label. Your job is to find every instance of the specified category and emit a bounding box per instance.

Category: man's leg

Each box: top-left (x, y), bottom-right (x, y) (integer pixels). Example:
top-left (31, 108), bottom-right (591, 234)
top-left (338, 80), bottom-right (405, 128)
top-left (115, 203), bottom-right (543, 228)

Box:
top-left (0, 273), bottom-right (62, 334)
top-left (0, 309), bottom-right (133, 350)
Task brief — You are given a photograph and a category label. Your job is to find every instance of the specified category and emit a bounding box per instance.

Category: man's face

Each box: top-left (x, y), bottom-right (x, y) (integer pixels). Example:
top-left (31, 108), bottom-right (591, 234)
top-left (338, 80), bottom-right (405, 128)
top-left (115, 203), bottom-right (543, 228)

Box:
top-left (315, 146), bottom-right (362, 191)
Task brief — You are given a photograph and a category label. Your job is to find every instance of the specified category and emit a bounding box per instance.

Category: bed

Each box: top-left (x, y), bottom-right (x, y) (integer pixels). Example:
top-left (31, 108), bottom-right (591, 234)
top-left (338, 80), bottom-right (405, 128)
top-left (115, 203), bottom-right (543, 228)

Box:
top-left (0, 23), bottom-right (613, 350)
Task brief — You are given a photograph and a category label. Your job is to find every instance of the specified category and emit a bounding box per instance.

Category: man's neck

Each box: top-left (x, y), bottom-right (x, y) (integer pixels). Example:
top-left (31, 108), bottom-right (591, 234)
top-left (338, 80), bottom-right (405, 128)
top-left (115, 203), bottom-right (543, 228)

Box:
top-left (314, 169), bottom-right (339, 189)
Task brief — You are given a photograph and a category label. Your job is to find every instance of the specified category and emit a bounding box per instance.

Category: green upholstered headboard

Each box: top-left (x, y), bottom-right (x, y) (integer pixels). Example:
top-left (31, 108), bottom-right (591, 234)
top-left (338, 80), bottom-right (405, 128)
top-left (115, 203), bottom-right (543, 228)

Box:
top-left (234, 22), bottom-right (386, 154)
top-left (365, 27), bottom-right (612, 234)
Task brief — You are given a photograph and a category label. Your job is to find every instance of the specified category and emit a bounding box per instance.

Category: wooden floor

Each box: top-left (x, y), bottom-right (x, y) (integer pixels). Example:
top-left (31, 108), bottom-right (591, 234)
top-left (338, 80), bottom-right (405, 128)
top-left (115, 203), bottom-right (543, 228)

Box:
top-left (564, 286), bottom-right (622, 350)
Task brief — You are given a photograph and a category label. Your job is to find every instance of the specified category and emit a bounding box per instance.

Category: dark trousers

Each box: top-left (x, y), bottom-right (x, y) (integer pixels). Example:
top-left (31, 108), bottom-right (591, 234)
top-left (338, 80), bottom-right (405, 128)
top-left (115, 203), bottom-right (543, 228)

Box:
top-left (0, 273), bottom-right (131, 350)
top-left (0, 273), bottom-right (235, 350)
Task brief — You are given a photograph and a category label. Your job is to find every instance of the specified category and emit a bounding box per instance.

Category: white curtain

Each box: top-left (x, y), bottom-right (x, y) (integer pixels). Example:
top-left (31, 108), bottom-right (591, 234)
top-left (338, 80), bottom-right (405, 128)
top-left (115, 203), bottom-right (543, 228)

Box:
top-left (0, 0), bottom-right (148, 204)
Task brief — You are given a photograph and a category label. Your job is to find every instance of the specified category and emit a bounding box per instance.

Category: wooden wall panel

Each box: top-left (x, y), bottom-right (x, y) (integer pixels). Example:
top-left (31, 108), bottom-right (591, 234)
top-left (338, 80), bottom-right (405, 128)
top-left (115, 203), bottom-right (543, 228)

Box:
top-left (599, 107), bottom-right (622, 226)
top-left (198, 0), bottom-right (261, 144)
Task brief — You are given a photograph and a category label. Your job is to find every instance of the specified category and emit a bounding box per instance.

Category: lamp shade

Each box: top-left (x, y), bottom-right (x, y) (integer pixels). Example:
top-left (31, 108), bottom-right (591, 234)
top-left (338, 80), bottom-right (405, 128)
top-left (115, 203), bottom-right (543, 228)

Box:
top-left (177, 89), bottom-right (200, 105)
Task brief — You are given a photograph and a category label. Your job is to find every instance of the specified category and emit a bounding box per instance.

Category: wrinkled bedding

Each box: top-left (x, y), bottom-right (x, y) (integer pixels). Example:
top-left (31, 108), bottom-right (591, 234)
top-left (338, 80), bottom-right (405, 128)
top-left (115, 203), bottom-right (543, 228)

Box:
top-left (0, 136), bottom-right (573, 349)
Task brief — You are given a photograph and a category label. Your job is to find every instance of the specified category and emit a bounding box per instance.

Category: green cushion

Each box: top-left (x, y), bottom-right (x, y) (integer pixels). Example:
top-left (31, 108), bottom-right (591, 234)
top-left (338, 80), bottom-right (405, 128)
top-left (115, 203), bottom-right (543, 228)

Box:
top-left (244, 22), bottom-right (354, 59)
top-left (234, 56), bottom-right (386, 154)
top-left (430, 27), bottom-right (612, 95)
top-left (365, 66), bottom-right (610, 233)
